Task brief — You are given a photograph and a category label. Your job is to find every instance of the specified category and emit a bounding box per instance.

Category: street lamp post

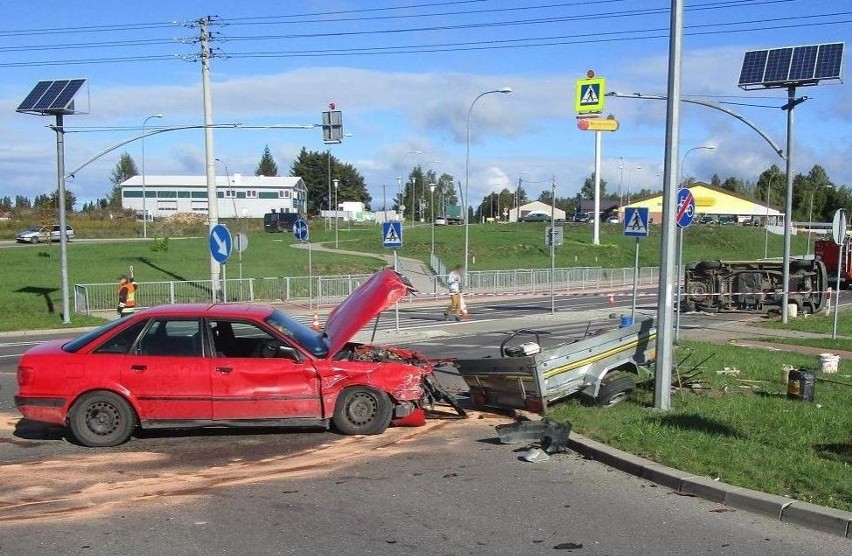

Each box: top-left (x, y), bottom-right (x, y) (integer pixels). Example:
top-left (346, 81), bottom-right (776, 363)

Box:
top-left (333, 178), bottom-right (340, 249)
top-left (396, 176), bottom-right (404, 223)
top-left (464, 87), bottom-right (512, 273)
top-left (430, 183), bottom-right (436, 255)
top-left (141, 114), bottom-right (163, 238)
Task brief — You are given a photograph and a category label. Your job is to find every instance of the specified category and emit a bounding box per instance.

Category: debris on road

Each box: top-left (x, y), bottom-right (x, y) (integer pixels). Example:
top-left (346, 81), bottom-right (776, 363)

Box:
top-left (496, 418), bottom-right (571, 454)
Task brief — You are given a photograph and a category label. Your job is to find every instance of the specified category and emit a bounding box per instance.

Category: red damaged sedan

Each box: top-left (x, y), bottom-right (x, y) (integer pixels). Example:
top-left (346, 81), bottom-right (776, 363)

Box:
top-left (16, 269), bottom-right (459, 447)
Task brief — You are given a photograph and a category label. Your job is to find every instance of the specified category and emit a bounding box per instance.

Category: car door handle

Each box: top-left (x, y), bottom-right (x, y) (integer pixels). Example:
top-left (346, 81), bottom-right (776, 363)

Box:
top-left (131, 364), bottom-right (147, 372)
top-left (215, 366), bottom-right (233, 374)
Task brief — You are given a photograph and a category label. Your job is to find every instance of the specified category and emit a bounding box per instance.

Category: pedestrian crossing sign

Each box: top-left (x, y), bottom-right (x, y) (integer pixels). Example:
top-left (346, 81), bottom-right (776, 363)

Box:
top-left (623, 207), bottom-right (650, 238)
top-left (575, 77), bottom-right (606, 114)
top-left (382, 221), bottom-right (403, 248)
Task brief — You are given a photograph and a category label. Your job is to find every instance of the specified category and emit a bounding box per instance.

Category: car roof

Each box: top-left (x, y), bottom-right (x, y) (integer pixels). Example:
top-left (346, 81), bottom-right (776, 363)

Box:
top-left (136, 303), bottom-right (275, 319)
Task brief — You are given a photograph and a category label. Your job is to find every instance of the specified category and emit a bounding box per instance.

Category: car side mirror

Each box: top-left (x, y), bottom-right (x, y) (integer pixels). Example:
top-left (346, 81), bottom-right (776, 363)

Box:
top-left (278, 345), bottom-right (302, 362)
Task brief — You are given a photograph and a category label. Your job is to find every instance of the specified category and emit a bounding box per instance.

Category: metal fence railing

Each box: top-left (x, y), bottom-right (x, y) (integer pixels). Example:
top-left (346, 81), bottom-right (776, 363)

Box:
top-left (74, 266), bottom-right (660, 315)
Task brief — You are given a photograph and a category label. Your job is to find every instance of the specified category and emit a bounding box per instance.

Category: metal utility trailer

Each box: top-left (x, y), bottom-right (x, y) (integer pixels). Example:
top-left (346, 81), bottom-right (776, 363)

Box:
top-left (455, 319), bottom-right (656, 415)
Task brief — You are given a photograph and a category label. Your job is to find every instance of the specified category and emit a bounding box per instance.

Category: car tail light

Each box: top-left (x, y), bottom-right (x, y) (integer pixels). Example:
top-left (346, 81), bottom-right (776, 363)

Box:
top-left (17, 366), bottom-right (34, 386)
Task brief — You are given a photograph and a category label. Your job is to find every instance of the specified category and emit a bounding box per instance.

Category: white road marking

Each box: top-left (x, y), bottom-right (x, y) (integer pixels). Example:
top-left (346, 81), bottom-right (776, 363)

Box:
top-left (0, 341), bottom-right (41, 348)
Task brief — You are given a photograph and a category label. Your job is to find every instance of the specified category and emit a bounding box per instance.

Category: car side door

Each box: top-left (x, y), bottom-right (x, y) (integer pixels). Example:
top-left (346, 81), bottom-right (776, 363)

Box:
top-left (120, 318), bottom-right (212, 422)
top-left (207, 319), bottom-right (321, 421)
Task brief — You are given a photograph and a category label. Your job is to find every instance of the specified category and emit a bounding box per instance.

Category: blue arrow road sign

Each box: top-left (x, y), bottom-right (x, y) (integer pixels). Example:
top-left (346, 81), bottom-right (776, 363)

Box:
top-left (676, 188), bottom-right (696, 229)
top-left (292, 218), bottom-right (309, 241)
top-left (209, 224), bottom-right (232, 264)
top-left (382, 222), bottom-right (403, 248)
top-left (623, 207), bottom-right (650, 237)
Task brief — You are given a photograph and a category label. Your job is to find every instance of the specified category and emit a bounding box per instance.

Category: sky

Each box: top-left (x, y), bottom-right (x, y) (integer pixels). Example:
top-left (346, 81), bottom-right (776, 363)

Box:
top-left (0, 0), bottom-right (849, 209)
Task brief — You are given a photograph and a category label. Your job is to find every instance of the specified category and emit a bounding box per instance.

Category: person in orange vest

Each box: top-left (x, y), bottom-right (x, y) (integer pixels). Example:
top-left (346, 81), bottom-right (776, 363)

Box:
top-left (117, 274), bottom-right (138, 317)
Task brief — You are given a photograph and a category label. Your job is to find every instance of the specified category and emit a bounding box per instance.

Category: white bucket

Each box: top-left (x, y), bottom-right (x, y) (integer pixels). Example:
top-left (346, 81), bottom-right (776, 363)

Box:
top-left (819, 353), bottom-right (840, 374)
top-left (787, 303), bottom-right (799, 318)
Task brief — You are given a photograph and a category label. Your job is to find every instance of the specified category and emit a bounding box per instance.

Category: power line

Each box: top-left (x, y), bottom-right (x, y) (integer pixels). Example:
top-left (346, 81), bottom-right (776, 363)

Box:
top-left (0, 21), bottom-right (178, 38)
top-left (224, 0), bottom-right (491, 21)
top-left (225, 0), bottom-right (635, 26)
top-left (3, 4), bottom-right (844, 68)
top-left (222, 0), bottom-right (794, 41)
top-left (0, 37), bottom-right (176, 54)
top-left (0, 0), bottom-right (795, 54)
top-left (221, 15), bottom-right (851, 59)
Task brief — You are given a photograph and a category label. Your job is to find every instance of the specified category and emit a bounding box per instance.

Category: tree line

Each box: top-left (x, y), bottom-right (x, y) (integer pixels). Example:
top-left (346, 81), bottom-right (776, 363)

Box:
top-left (3, 146), bottom-right (850, 224)
top-left (471, 164), bottom-right (852, 223)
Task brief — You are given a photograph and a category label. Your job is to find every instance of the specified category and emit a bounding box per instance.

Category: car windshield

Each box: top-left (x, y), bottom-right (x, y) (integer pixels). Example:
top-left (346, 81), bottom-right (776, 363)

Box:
top-left (62, 318), bottom-right (129, 353)
top-left (20, 227), bottom-right (39, 233)
top-left (265, 309), bottom-right (328, 358)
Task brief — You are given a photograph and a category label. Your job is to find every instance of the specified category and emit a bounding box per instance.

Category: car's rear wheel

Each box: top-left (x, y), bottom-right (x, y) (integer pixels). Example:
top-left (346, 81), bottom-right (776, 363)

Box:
top-left (68, 391), bottom-right (136, 447)
top-left (332, 386), bottom-right (393, 435)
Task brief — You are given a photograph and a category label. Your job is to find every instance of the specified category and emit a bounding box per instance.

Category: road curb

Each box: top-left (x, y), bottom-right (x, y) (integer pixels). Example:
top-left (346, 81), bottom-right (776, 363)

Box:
top-left (567, 432), bottom-right (851, 539)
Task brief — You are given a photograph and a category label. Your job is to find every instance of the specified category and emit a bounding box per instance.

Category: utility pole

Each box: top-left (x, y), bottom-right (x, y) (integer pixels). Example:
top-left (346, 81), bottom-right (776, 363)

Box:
top-left (199, 16), bottom-right (220, 300)
top-left (654, 0), bottom-right (684, 411)
top-left (54, 115), bottom-right (70, 324)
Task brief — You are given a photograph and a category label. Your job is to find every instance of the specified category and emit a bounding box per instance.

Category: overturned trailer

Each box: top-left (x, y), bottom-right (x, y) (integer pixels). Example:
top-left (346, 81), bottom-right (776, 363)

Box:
top-left (683, 259), bottom-right (828, 314)
top-left (454, 319), bottom-right (656, 415)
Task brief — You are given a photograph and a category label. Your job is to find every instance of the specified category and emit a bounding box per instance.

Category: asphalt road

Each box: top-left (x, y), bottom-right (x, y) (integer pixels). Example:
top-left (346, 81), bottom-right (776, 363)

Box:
top-left (0, 295), bottom-right (849, 554)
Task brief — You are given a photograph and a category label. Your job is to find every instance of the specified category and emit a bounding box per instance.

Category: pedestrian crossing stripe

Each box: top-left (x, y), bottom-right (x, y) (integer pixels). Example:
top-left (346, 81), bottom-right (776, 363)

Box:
top-left (580, 84), bottom-right (599, 105)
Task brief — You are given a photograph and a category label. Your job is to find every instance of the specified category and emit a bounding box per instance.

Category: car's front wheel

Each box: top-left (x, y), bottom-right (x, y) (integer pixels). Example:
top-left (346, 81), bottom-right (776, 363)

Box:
top-left (332, 386), bottom-right (393, 435)
top-left (29, 236), bottom-right (38, 244)
top-left (68, 391), bottom-right (136, 447)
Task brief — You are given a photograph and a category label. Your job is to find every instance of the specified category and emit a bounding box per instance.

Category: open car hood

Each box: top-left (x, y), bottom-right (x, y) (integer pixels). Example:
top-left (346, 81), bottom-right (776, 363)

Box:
top-left (325, 268), bottom-right (416, 356)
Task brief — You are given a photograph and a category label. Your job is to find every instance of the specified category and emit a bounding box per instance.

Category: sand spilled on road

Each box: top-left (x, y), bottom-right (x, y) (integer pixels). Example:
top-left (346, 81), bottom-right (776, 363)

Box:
top-left (0, 411), bottom-right (497, 523)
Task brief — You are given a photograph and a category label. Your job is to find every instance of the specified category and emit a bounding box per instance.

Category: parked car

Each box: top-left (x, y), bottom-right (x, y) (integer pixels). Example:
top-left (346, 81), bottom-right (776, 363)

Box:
top-left (521, 212), bottom-right (551, 222)
top-left (15, 269), bottom-right (461, 447)
top-left (16, 225), bottom-right (75, 244)
top-left (605, 216), bottom-right (620, 224)
top-left (434, 217), bottom-right (448, 226)
top-left (572, 214), bottom-right (590, 223)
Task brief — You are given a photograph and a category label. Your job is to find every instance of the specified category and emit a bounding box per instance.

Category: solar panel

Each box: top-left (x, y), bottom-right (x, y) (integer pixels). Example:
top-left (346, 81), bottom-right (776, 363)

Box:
top-left (738, 50), bottom-right (768, 86)
top-left (49, 79), bottom-right (86, 110)
top-left (738, 43), bottom-right (844, 89)
top-left (16, 78), bottom-right (87, 115)
top-left (16, 81), bottom-right (52, 112)
top-left (815, 43), bottom-right (844, 79)
top-left (763, 48), bottom-right (793, 83)
top-left (31, 80), bottom-right (69, 111)
top-left (788, 45), bottom-right (818, 81)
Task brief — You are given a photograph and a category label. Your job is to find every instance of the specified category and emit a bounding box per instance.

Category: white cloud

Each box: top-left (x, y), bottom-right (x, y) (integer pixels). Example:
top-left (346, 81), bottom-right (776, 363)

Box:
top-left (2, 45), bottom-right (850, 207)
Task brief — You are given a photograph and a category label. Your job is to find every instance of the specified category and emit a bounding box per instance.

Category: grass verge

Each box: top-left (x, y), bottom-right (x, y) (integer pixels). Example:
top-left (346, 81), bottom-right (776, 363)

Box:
top-left (550, 341), bottom-right (852, 512)
top-left (761, 307), bottom-right (852, 335)
top-left (0, 232), bottom-right (383, 332)
top-left (755, 336), bottom-right (852, 353)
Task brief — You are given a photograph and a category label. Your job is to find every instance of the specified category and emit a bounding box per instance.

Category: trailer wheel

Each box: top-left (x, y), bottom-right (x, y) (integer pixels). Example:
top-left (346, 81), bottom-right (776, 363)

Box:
top-left (595, 374), bottom-right (635, 407)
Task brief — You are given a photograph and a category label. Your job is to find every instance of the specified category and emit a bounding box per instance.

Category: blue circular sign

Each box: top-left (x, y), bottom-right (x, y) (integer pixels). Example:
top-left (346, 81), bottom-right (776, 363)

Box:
top-left (676, 188), bottom-right (696, 229)
top-left (209, 224), bottom-right (232, 264)
top-left (292, 218), bottom-right (309, 241)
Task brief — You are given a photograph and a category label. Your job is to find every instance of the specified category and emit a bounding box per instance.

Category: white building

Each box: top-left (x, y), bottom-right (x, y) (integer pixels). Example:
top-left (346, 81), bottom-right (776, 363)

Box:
top-left (508, 201), bottom-right (567, 222)
top-left (120, 174), bottom-right (308, 219)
